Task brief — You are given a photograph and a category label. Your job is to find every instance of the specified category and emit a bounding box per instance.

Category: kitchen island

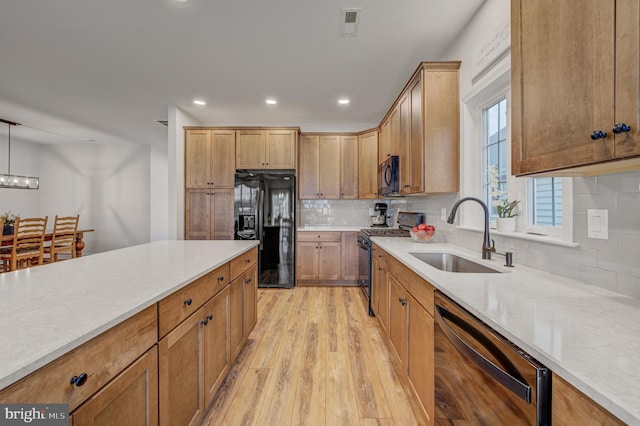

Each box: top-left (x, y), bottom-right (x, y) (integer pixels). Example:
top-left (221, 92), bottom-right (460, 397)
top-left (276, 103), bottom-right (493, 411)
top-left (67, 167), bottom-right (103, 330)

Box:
top-left (371, 237), bottom-right (640, 425)
top-left (0, 239), bottom-right (259, 424)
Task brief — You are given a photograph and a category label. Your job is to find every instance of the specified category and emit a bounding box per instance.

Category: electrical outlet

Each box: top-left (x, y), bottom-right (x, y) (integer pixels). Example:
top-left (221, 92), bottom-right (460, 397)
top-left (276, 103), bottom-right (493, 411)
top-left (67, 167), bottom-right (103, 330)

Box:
top-left (441, 208), bottom-right (447, 221)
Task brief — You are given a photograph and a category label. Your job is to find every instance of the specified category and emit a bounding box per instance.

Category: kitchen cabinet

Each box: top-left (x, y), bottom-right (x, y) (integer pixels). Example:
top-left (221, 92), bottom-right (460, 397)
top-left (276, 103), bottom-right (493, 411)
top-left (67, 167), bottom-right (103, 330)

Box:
top-left (296, 232), bottom-right (344, 282)
top-left (73, 347), bottom-right (158, 426)
top-left (185, 129), bottom-right (235, 189)
top-left (202, 288), bottom-right (230, 405)
top-left (235, 129), bottom-right (297, 169)
top-left (340, 232), bottom-right (360, 281)
top-left (358, 129), bottom-right (379, 198)
top-left (389, 275), bottom-right (408, 368)
top-left (229, 251), bottom-right (258, 360)
top-left (511, 0), bottom-right (640, 176)
top-left (378, 62), bottom-right (460, 194)
top-left (371, 243), bottom-right (390, 332)
top-left (185, 188), bottom-right (234, 240)
top-left (407, 293), bottom-right (434, 425)
top-left (298, 133), bottom-right (359, 199)
top-left (552, 373), bottom-right (625, 425)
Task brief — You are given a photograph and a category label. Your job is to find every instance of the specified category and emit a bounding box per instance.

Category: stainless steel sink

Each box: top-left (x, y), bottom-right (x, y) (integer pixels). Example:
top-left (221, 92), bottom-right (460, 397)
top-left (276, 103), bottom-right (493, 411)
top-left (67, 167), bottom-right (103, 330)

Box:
top-left (410, 252), bottom-right (502, 273)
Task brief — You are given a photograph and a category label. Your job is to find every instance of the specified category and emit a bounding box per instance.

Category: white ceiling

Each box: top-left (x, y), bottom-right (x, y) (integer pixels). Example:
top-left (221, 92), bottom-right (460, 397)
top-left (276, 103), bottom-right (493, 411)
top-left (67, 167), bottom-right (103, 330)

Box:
top-left (0, 0), bottom-right (485, 147)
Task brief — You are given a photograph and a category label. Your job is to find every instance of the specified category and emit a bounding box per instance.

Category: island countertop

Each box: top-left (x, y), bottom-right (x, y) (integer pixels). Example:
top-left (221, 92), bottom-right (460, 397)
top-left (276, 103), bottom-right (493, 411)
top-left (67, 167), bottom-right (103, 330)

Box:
top-left (371, 237), bottom-right (640, 425)
top-left (0, 239), bottom-right (259, 391)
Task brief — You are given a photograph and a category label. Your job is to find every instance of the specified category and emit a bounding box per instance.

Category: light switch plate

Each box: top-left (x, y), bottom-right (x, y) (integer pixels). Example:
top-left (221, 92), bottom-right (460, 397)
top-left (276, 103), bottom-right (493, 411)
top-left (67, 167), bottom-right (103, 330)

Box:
top-left (587, 209), bottom-right (608, 239)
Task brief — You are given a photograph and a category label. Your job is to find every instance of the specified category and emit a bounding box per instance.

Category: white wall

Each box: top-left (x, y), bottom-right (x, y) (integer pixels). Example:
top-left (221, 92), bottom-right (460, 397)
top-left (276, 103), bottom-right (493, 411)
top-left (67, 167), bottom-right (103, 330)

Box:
top-left (168, 106), bottom-right (201, 240)
top-left (0, 138), bottom-right (41, 217)
top-left (150, 144), bottom-right (169, 241)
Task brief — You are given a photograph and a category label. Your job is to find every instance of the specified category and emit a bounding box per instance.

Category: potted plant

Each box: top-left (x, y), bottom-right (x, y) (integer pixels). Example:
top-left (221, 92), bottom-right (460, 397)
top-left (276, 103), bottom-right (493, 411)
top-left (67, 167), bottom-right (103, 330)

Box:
top-left (1, 211), bottom-right (17, 235)
top-left (488, 166), bottom-right (519, 232)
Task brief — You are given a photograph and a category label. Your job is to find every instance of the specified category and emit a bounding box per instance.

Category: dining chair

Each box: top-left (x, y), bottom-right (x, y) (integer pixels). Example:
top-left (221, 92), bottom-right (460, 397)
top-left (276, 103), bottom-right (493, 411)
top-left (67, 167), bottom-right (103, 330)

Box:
top-left (0, 216), bottom-right (48, 271)
top-left (44, 214), bottom-right (80, 263)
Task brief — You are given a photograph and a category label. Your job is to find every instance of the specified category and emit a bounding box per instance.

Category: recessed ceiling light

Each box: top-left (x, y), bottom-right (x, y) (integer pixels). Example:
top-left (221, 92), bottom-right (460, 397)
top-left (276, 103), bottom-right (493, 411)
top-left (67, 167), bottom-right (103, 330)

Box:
top-left (338, 98), bottom-right (350, 105)
top-left (193, 99), bottom-right (206, 106)
top-left (265, 98), bottom-right (277, 105)
top-left (176, 0), bottom-right (189, 3)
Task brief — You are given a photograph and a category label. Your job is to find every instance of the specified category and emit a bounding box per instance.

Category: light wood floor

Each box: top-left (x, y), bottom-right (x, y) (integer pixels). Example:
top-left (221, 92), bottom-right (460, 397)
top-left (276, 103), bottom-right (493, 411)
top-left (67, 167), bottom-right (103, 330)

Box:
top-left (202, 286), bottom-right (424, 426)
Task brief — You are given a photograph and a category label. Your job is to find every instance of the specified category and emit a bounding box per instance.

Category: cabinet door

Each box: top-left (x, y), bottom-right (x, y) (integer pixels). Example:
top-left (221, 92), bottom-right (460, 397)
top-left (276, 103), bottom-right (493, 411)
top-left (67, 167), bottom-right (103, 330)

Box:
top-left (379, 119), bottom-right (391, 164)
top-left (266, 129), bottom-right (296, 169)
top-left (73, 347), bottom-right (158, 426)
top-left (340, 136), bottom-right (359, 199)
top-left (371, 259), bottom-right (381, 315)
top-left (229, 276), bottom-right (244, 360)
top-left (159, 310), bottom-right (204, 426)
top-left (210, 130), bottom-right (236, 188)
top-left (378, 267), bottom-right (389, 333)
top-left (408, 74), bottom-right (424, 193)
top-left (298, 135), bottom-right (320, 199)
top-left (407, 294), bottom-right (434, 423)
top-left (211, 188), bottom-right (234, 240)
top-left (296, 241), bottom-right (319, 280)
top-left (614, 0), bottom-right (640, 158)
top-left (340, 232), bottom-right (359, 281)
top-left (318, 241), bottom-right (341, 280)
top-left (243, 264), bottom-right (258, 337)
top-left (185, 130), bottom-right (211, 189)
top-left (236, 130), bottom-right (266, 169)
top-left (399, 93), bottom-right (412, 194)
top-left (318, 136), bottom-right (341, 199)
top-left (389, 106), bottom-right (401, 158)
top-left (389, 276), bottom-right (408, 370)
top-left (202, 287), bottom-right (229, 406)
top-left (358, 130), bottom-right (379, 199)
top-left (511, 0), bottom-right (615, 175)
top-left (185, 189), bottom-right (210, 240)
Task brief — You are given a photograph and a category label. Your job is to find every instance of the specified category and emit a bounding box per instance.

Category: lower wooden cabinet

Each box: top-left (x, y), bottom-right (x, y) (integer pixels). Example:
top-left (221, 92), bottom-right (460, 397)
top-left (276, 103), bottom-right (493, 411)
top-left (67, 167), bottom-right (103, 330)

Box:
top-left (243, 264), bottom-right (258, 338)
top-left (230, 273), bottom-right (244, 360)
top-left (552, 373), bottom-right (625, 425)
top-left (230, 264), bottom-right (258, 360)
top-left (202, 288), bottom-right (230, 406)
top-left (341, 232), bottom-right (360, 281)
top-left (296, 231), bottom-right (360, 284)
top-left (407, 293), bottom-right (434, 424)
top-left (371, 258), bottom-right (389, 332)
top-left (389, 276), bottom-right (409, 369)
top-left (73, 347), bottom-right (158, 426)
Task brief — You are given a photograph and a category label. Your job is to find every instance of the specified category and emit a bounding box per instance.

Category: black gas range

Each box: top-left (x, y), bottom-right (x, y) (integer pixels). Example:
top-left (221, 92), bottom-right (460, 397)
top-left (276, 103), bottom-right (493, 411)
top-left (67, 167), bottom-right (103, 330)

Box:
top-left (357, 212), bottom-right (424, 315)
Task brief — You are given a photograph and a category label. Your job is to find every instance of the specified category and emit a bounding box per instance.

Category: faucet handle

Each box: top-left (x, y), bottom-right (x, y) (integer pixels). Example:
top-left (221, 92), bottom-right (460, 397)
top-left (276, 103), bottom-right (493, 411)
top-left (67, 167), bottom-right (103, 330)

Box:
top-left (490, 239), bottom-right (496, 252)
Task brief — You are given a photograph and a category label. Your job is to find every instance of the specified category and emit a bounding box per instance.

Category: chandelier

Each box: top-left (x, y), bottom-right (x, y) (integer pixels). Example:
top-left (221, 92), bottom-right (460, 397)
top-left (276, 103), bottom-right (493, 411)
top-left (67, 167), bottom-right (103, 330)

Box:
top-left (0, 118), bottom-right (39, 190)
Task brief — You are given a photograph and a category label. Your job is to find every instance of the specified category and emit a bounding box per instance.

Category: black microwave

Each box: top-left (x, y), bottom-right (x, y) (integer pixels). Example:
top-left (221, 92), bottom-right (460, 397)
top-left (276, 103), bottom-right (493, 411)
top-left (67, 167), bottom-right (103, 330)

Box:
top-left (379, 155), bottom-right (400, 196)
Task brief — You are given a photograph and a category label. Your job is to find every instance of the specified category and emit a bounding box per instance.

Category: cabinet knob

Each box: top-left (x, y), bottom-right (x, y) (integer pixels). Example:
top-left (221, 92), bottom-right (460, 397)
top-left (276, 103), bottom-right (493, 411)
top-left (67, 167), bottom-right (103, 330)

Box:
top-left (217, 275), bottom-right (225, 282)
top-left (207, 314), bottom-right (213, 321)
top-left (201, 319), bottom-right (209, 326)
top-left (70, 373), bottom-right (88, 387)
top-left (245, 278), bottom-right (252, 284)
top-left (591, 130), bottom-right (608, 140)
top-left (398, 297), bottom-right (407, 306)
top-left (246, 258), bottom-right (251, 263)
top-left (613, 123), bottom-right (632, 134)
top-left (184, 298), bottom-right (192, 306)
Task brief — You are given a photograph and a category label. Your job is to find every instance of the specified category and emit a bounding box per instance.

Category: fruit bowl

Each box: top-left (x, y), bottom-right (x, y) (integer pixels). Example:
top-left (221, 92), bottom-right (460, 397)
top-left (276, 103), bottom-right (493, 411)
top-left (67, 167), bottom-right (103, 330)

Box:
top-left (410, 228), bottom-right (436, 243)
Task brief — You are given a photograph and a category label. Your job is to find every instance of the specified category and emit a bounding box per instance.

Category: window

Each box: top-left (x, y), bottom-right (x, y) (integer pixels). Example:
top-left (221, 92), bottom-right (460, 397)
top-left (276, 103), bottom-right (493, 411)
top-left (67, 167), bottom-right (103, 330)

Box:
top-left (529, 177), bottom-right (562, 227)
top-left (482, 98), bottom-right (508, 222)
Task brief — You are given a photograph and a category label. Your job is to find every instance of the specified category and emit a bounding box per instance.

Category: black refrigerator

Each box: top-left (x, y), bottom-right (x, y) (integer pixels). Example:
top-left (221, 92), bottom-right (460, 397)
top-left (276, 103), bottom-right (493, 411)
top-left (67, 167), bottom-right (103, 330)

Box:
top-left (234, 170), bottom-right (295, 288)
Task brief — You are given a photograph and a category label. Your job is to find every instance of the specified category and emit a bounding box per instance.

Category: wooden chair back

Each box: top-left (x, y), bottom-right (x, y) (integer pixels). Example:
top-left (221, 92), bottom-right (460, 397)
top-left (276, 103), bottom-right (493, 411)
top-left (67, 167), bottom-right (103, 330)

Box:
top-left (4, 216), bottom-right (48, 270)
top-left (47, 214), bottom-right (80, 262)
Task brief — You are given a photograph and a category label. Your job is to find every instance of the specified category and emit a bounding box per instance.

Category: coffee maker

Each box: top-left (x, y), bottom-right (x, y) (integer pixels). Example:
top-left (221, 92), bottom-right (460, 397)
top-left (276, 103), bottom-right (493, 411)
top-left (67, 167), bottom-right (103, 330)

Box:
top-left (370, 203), bottom-right (388, 227)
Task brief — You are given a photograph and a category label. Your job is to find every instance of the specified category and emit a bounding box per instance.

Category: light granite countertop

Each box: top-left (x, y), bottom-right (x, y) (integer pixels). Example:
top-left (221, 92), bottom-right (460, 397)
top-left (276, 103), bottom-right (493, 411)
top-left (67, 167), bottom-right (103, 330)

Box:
top-left (297, 225), bottom-right (390, 232)
top-left (371, 237), bottom-right (640, 425)
top-left (0, 239), bottom-right (259, 391)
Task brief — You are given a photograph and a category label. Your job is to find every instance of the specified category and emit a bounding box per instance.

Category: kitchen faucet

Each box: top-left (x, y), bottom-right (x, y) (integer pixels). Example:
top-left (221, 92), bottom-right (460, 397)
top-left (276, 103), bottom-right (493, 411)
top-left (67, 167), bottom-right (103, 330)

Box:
top-left (447, 197), bottom-right (495, 260)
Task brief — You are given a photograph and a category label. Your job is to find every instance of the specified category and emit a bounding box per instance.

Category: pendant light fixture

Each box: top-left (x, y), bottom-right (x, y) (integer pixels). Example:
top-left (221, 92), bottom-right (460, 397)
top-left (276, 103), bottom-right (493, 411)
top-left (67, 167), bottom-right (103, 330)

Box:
top-left (0, 118), bottom-right (39, 190)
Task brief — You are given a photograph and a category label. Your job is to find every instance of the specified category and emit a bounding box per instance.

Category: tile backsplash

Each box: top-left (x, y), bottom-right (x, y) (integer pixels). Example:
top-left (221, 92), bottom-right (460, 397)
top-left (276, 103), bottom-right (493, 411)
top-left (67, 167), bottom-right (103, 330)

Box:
top-left (300, 171), bottom-right (640, 298)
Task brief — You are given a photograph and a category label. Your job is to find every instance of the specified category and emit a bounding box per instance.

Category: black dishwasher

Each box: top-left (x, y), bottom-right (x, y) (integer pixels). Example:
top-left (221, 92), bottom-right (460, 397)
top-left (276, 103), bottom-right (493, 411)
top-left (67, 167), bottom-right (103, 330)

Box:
top-left (434, 291), bottom-right (551, 425)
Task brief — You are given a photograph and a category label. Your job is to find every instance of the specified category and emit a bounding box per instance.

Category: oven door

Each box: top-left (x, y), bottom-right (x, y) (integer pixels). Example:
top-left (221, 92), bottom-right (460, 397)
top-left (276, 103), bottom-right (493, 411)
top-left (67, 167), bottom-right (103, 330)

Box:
top-left (357, 235), bottom-right (373, 316)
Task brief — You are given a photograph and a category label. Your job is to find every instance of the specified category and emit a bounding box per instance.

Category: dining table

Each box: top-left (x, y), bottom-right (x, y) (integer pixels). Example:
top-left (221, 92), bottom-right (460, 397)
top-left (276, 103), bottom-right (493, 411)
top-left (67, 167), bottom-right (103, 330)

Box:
top-left (1, 229), bottom-right (94, 257)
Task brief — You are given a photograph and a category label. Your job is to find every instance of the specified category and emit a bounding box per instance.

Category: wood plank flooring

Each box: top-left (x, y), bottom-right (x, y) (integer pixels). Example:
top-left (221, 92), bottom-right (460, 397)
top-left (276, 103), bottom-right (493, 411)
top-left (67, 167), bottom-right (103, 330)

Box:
top-left (202, 286), bottom-right (423, 426)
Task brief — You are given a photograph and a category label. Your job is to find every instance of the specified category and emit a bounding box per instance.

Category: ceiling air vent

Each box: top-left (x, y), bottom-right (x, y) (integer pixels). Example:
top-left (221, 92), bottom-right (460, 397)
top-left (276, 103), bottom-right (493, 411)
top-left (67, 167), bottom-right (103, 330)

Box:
top-left (156, 120), bottom-right (169, 127)
top-left (341, 8), bottom-right (361, 37)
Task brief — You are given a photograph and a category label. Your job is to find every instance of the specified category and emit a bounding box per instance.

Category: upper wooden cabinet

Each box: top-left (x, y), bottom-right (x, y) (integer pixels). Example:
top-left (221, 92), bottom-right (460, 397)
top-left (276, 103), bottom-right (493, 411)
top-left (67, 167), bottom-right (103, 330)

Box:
top-left (379, 62), bottom-right (460, 194)
top-left (358, 129), bottom-right (379, 199)
top-left (511, 0), bottom-right (640, 176)
top-left (236, 129), bottom-right (297, 169)
top-left (298, 133), bottom-right (358, 199)
top-left (185, 129), bottom-right (236, 189)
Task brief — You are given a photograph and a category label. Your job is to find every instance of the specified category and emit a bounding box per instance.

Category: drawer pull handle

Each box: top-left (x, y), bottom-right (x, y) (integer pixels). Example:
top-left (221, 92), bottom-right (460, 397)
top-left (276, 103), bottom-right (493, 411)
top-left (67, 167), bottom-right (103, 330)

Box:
top-left (207, 314), bottom-right (213, 321)
top-left (399, 298), bottom-right (407, 306)
top-left (70, 373), bottom-right (88, 387)
top-left (613, 123), bottom-right (632, 133)
top-left (217, 275), bottom-right (225, 282)
top-left (591, 130), bottom-right (607, 140)
top-left (245, 278), bottom-right (252, 284)
top-left (184, 298), bottom-right (192, 306)
top-left (201, 319), bottom-right (209, 326)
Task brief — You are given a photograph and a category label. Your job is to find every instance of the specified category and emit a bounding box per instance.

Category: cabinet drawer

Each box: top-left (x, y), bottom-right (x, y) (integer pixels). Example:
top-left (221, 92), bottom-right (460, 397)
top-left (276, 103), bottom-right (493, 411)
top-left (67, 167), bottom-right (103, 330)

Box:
top-left (158, 263), bottom-right (230, 338)
top-left (297, 231), bottom-right (341, 242)
top-left (0, 305), bottom-right (157, 412)
top-left (388, 256), bottom-right (434, 316)
top-left (371, 244), bottom-right (389, 269)
top-left (230, 246), bottom-right (258, 281)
